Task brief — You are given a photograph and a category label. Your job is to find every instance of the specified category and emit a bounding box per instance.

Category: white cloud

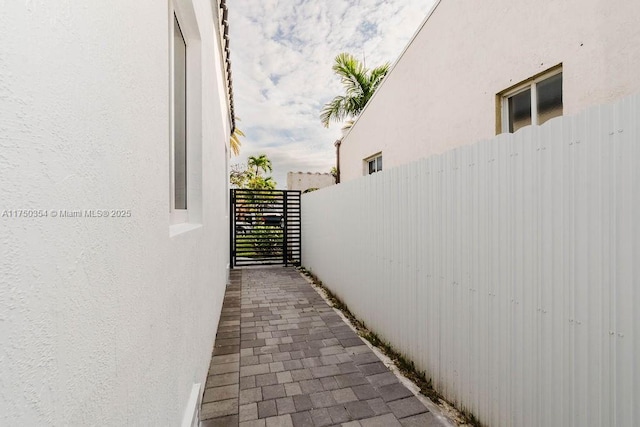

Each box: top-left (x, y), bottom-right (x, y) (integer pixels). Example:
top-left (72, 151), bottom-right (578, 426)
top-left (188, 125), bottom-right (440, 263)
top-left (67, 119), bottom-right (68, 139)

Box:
top-left (228, 0), bottom-right (436, 188)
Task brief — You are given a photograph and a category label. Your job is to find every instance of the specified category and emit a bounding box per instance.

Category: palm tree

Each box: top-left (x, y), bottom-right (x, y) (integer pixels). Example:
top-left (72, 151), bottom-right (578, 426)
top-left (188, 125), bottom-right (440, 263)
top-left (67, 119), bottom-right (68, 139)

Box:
top-left (247, 154), bottom-right (272, 177)
top-left (320, 52), bottom-right (390, 128)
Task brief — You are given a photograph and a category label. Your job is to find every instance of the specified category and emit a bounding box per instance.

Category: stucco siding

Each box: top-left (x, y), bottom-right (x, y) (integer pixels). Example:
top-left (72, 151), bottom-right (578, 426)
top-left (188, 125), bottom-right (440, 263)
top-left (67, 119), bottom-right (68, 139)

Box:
top-left (0, 0), bottom-right (230, 425)
top-left (287, 172), bottom-right (335, 192)
top-left (340, 0), bottom-right (640, 182)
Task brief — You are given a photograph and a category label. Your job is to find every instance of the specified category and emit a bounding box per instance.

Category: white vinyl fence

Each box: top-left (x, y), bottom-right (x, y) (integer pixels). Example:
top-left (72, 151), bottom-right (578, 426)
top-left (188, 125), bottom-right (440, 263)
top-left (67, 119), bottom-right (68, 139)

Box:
top-left (302, 94), bottom-right (639, 427)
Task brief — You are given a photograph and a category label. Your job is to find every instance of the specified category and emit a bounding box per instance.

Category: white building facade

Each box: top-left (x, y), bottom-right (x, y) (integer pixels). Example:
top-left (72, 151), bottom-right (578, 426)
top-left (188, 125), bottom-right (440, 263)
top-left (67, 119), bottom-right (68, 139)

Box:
top-left (339, 0), bottom-right (640, 182)
top-left (0, 0), bottom-right (234, 425)
top-left (287, 172), bottom-right (336, 192)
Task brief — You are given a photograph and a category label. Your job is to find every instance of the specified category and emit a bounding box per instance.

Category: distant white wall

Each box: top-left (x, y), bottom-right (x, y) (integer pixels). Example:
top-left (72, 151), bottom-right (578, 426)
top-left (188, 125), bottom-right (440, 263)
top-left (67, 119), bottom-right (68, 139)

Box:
top-left (303, 95), bottom-right (640, 427)
top-left (287, 172), bottom-right (335, 192)
top-left (0, 0), bottom-right (230, 425)
top-left (340, 0), bottom-right (640, 181)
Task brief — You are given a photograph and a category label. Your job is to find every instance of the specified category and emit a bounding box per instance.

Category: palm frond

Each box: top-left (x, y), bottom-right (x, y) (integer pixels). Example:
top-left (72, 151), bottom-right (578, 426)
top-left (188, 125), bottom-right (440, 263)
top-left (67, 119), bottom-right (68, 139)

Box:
top-left (368, 63), bottom-right (390, 91)
top-left (229, 128), bottom-right (244, 156)
top-left (321, 52), bottom-right (390, 128)
top-left (341, 120), bottom-right (355, 131)
top-left (229, 119), bottom-right (245, 157)
top-left (333, 53), bottom-right (368, 98)
top-left (320, 95), bottom-right (349, 127)
top-left (264, 158), bottom-right (273, 173)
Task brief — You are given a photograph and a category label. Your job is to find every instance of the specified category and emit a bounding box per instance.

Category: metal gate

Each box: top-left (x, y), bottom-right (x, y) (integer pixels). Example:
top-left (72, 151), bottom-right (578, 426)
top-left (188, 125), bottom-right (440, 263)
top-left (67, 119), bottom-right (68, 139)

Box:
top-left (230, 189), bottom-right (301, 268)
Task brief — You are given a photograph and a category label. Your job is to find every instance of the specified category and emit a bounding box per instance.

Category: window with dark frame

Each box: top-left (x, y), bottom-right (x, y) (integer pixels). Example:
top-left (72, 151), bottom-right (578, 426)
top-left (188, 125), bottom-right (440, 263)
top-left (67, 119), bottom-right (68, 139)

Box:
top-left (366, 154), bottom-right (382, 175)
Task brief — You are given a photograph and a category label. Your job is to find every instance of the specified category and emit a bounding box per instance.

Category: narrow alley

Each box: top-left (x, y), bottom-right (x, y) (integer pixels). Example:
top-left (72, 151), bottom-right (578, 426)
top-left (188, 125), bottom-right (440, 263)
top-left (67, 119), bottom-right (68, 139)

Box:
top-left (201, 267), bottom-right (446, 427)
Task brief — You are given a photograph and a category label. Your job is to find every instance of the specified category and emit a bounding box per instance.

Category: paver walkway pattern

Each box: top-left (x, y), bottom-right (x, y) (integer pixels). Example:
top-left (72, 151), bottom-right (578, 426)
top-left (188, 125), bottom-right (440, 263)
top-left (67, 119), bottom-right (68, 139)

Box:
top-left (201, 267), bottom-right (443, 427)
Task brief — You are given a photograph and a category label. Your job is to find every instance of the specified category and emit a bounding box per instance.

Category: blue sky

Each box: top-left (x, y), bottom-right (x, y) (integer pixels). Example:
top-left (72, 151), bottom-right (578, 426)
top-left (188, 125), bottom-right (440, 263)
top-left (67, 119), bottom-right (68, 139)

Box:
top-left (228, 0), bottom-right (436, 188)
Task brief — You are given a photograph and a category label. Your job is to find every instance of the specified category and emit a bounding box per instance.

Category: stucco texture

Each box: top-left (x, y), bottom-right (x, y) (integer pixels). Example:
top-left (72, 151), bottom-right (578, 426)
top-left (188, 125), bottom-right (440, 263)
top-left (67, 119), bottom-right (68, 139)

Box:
top-left (286, 172), bottom-right (336, 192)
top-left (0, 0), bottom-right (230, 425)
top-left (340, 0), bottom-right (640, 181)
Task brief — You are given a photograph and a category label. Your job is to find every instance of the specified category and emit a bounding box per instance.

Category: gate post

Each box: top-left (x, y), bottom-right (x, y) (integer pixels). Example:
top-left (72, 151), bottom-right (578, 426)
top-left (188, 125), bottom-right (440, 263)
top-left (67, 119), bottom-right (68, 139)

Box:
top-left (230, 189), bottom-right (235, 269)
top-left (283, 192), bottom-right (288, 266)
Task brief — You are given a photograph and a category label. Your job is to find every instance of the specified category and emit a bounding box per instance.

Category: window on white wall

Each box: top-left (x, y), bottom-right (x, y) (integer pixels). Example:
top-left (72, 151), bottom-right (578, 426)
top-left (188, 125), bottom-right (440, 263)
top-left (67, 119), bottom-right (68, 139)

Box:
top-left (169, 1), bottom-right (206, 232)
top-left (365, 153), bottom-right (382, 175)
top-left (500, 67), bottom-right (563, 133)
top-left (173, 14), bottom-right (187, 212)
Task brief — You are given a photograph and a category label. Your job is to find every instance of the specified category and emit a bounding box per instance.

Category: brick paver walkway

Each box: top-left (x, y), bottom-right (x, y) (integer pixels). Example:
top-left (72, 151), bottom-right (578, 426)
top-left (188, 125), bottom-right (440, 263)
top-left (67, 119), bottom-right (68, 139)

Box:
top-left (201, 267), bottom-right (443, 427)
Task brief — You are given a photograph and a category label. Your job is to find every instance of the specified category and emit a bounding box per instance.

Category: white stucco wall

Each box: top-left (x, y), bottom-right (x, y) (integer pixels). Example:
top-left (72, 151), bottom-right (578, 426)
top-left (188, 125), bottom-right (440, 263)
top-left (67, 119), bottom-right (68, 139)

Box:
top-left (0, 1), bottom-right (231, 425)
top-left (340, 0), bottom-right (640, 182)
top-left (286, 172), bottom-right (335, 192)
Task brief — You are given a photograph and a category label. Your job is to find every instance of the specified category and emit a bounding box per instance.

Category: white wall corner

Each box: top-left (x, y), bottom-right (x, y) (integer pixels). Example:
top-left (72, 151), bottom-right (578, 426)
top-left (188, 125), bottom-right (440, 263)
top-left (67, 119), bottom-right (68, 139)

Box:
top-left (181, 383), bottom-right (202, 427)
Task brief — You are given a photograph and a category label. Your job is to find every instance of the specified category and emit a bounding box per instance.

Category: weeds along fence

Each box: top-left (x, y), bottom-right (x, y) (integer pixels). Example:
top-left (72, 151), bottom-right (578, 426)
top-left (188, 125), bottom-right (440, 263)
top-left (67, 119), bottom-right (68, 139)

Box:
top-left (301, 94), bottom-right (639, 427)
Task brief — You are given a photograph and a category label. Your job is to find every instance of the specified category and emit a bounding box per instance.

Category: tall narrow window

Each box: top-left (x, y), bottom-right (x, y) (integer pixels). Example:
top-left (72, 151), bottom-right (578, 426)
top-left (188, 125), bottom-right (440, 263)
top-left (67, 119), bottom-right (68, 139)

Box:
top-left (500, 68), bottom-right (562, 133)
top-left (173, 15), bottom-right (187, 210)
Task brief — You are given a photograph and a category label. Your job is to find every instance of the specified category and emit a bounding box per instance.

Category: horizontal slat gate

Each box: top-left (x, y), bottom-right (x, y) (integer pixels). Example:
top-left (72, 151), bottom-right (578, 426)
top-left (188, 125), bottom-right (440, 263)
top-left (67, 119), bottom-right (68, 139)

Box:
top-left (230, 189), bottom-right (301, 268)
